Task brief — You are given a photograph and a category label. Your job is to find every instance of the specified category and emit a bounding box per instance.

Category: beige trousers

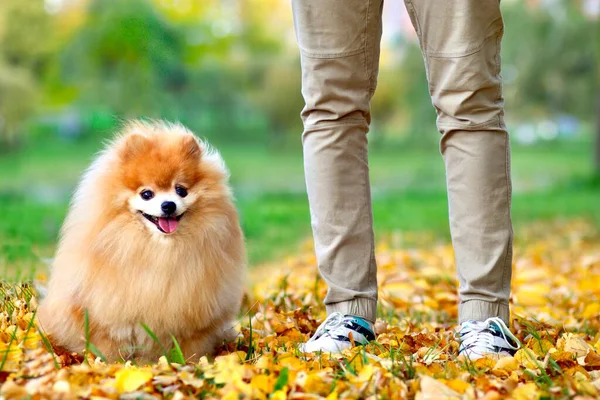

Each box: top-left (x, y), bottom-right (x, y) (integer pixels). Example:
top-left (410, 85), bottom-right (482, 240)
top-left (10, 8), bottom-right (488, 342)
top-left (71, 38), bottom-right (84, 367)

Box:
top-left (292, 0), bottom-right (513, 324)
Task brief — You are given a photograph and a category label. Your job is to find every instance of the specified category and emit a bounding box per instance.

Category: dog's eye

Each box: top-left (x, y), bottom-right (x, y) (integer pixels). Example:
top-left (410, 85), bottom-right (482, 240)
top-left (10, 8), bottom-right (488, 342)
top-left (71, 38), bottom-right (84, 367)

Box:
top-left (175, 185), bottom-right (188, 198)
top-left (140, 190), bottom-right (154, 200)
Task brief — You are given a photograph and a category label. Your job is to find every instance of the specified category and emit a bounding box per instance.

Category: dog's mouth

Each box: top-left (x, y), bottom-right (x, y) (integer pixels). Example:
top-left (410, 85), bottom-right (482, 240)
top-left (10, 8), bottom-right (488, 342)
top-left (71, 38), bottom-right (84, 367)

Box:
top-left (140, 212), bottom-right (184, 234)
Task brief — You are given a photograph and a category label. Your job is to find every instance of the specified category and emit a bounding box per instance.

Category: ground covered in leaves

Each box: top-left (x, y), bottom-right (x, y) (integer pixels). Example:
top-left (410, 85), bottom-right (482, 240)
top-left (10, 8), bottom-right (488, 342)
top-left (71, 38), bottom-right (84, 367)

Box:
top-left (1, 220), bottom-right (600, 399)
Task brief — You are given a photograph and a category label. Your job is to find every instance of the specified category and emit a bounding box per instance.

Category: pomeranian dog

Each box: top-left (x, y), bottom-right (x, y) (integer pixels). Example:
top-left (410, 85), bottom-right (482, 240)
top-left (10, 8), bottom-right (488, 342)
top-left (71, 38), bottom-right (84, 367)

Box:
top-left (37, 120), bottom-right (246, 362)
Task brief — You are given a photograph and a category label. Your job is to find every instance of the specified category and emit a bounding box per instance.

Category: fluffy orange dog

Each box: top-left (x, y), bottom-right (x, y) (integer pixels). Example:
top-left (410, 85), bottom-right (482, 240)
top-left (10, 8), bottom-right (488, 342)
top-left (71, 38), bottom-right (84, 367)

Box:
top-left (37, 120), bottom-right (246, 361)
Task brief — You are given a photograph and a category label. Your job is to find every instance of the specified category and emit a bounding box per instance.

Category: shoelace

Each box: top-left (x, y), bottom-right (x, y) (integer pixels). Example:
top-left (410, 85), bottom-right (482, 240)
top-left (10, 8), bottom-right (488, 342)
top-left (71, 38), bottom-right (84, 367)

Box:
top-left (456, 317), bottom-right (520, 353)
top-left (308, 312), bottom-right (345, 342)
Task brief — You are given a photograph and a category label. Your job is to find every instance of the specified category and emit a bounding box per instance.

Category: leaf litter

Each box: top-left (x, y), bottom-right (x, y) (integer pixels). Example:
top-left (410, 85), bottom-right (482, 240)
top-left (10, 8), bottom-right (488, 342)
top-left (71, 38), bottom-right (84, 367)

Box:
top-left (1, 220), bottom-right (600, 399)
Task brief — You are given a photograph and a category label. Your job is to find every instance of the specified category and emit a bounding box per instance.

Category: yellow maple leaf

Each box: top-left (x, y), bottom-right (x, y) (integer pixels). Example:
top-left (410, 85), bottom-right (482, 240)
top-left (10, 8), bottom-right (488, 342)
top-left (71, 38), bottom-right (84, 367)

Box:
top-left (515, 284), bottom-right (548, 307)
top-left (180, 370), bottom-right (205, 389)
top-left (416, 375), bottom-right (460, 400)
top-left (526, 338), bottom-right (554, 357)
top-left (250, 374), bottom-right (274, 394)
top-left (271, 390), bottom-right (287, 400)
top-left (212, 353), bottom-right (245, 385)
top-left (114, 368), bottom-right (152, 393)
top-left (582, 303), bottom-right (600, 319)
top-left (511, 382), bottom-right (540, 400)
top-left (444, 379), bottom-right (470, 394)
top-left (301, 372), bottom-right (332, 395)
top-left (557, 333), bottom-right (590, 357)
top-left (326, 391), bottom-right (338, 400)
top-left (255, 354), bottom-right (274, 370)
top-left (356, 364), bottom-right (375, 383)
top-left (493, 356), bottom-right (519, 373)
top-left (514, 349), bottom-right (539, 369)
top-left (222, 391), bottom-right (241, 400)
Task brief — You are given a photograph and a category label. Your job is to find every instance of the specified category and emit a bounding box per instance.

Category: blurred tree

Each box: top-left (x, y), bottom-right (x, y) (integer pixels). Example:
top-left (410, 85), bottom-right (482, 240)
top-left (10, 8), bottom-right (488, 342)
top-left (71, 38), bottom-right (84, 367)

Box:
top-left (45, 0), bottom-right (294, 144)
top-left (235, 0), bottom-right (301, 146)
top-left (594, 92), bottom-right (600, 178)
top-left (502, 1), bottom-right (596, 120)
top-left (368, 40), bottom-right (439, 148)
top-left (0, 66), bottom-right (38, 148)
top-left (370, 66), bottom-right (406, 145)
top-left (249, 60), bottom-right (303, 147)
top-left (151, 0), bottom-right (284, 63)
top-left (595, 14), bottom-right (600, 176)
top-left (388, 42), bottom-right (437, 146)
top-left (0, 0), bottom-right (54, 150)
top-left (152, 0), bottom-right (238, 64)
top-left (371, 1), bottom-right (597, 153)
top-left (30, 0), bottom-right (597, 155)
top-left (238, 0), bottom-right (292, 56)
top-left (54, 0), bottom-right (187, 118)
top-left (151, 0), bottom-right (216, 22)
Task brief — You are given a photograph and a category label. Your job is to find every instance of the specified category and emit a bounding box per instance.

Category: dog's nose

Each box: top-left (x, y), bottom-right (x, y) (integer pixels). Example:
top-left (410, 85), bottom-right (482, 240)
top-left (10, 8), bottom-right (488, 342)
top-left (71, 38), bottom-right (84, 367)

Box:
top-left (161, 201), bottom-right (177, 215)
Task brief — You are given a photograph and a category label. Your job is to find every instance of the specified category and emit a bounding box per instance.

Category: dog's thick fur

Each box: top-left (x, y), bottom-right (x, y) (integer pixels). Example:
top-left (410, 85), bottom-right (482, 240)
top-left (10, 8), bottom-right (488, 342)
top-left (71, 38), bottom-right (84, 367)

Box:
top-left (37, 120), bottom-right (246, 361)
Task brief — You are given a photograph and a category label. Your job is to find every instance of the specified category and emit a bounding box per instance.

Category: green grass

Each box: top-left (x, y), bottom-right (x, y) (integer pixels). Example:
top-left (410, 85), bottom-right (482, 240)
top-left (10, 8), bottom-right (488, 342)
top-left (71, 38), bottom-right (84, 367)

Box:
top-left (2, 184), bottom-right (599, 278)
top-left (1, 136), bottom-right (595, 193)
top-left (1, 135), bottom-right (599, 279)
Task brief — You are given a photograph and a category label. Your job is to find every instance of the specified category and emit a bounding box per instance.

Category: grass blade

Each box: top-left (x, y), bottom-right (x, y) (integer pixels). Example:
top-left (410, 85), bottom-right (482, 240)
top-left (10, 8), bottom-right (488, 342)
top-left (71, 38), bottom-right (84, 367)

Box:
top-left (169, 335), bottom-right (186, 365)
top-left (37, 326), bottom-right (60, 370)
top-left (88, 343), bottom-right (107, 362)
top-left (141, 323), bottom-right (167, 354)
top-left (245, 314), bottom-right (254, 361)
top-left (0, 325), bottom-right (18, 371)
top-left (84, 309), bottom-right (106, 363)
top-left (274, 367), bottom-right (289, 391)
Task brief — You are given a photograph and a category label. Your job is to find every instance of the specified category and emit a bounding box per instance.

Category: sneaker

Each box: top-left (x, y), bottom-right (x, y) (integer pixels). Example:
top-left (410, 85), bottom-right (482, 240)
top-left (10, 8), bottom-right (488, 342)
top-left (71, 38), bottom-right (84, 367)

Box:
top-left (456, 317), bottom-right (521, 360)
top-left (300, 312), bottom-right (376, 353)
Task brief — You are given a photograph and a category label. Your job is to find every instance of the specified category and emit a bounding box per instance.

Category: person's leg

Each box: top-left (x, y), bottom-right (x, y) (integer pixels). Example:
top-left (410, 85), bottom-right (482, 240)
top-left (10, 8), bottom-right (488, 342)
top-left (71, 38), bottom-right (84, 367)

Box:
top-left (403, 0), bottom-right (513, 324)
top-left (292, 0), bottom-right (383, 324)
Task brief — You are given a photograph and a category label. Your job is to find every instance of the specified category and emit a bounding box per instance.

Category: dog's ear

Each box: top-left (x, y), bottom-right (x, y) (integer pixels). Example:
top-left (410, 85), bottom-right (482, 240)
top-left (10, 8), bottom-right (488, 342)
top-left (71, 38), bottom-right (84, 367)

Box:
top-left (182, 135), bottom-right (202, 159)
top-left (121, 134), bottom-right (150, 161)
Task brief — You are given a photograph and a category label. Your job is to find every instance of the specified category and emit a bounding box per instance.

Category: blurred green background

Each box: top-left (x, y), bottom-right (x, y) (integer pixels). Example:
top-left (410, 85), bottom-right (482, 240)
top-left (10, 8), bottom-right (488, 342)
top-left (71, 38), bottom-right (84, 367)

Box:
top-left (0, 0), bottom-right (598, 278)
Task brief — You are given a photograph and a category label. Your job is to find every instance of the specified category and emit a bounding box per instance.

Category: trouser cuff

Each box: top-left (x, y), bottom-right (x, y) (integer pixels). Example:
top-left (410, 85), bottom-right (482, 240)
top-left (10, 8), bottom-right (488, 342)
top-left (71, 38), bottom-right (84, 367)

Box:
top-left (459, 300), bottom-right (510, 325)
top-left (326, 298), bottom-right (377, 324)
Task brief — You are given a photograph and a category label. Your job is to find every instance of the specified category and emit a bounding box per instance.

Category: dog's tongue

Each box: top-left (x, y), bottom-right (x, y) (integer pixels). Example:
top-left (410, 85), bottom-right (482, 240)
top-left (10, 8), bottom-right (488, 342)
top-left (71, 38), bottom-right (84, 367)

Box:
top-left (158, 217), bottom-right (179, 234)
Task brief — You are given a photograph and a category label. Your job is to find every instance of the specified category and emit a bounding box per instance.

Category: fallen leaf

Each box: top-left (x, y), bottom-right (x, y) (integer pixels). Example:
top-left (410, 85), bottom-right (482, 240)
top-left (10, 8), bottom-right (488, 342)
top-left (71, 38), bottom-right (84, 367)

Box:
top-left (559, 333), bottom-right (591, 358)
top-left (584, 351), bottom-right (600, 367)
top-left (494, 356), bottom-right (519, 373)
top-left (114, 368), bottom-right (153, 394)
top-left (416, 375), bottom-right (461, 400)
top-left (511, 382), bottom-right (540, 400)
